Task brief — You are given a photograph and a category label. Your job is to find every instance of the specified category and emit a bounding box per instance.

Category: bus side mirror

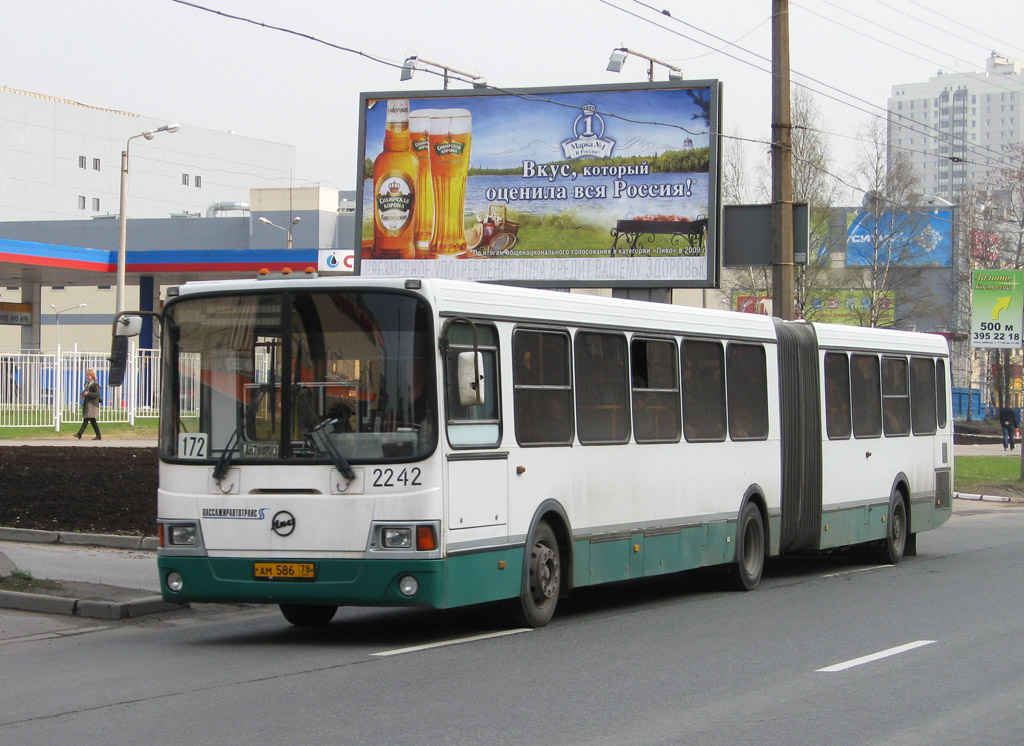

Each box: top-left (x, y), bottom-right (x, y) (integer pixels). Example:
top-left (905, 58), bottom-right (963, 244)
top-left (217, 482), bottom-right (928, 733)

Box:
top-left (108, 337), bottom-right (129, 387)
top-left (457, 351), bottom-right (485, 407)
top-left (108, 315), bottom-right (143, 388)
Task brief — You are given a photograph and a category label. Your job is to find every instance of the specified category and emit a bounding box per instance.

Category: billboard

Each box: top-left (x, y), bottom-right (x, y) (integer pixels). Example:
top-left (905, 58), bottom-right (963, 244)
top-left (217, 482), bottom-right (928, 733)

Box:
top-left (971, 269), bottom-right (1024, 348)
top-left (356, 82), bottom-right (721, 287)
top-left (845, 208), bottom-right (952, 267)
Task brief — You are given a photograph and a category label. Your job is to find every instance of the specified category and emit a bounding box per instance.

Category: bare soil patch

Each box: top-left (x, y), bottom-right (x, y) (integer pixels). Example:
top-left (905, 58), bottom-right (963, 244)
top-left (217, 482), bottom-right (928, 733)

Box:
top-left (0, 446), bottom-right (157, 536)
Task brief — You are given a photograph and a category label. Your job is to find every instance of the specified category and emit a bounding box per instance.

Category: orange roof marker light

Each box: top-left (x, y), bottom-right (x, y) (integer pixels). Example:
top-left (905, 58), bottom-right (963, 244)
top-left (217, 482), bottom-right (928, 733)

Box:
top-left (256, 267), bottom-right (320, 280)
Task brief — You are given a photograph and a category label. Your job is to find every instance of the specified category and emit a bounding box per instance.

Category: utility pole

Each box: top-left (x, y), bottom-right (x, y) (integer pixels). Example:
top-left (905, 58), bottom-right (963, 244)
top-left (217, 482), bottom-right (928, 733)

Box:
top-left (771, 0), bottom-right (796, 319)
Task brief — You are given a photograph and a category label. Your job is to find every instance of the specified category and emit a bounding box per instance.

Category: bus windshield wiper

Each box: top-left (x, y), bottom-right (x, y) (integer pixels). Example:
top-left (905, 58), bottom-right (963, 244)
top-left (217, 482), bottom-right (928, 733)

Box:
top-left (295, 385), bottom-right (356, 481)
top-left (212, 387), bottom-right (266, 483)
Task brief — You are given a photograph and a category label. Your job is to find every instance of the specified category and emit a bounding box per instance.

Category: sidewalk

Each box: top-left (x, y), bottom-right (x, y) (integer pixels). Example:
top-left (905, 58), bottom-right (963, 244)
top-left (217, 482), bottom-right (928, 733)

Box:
top-left (2, 437), bottom-right (157, 448)
top-left (0, 528), bottom-right (183, 621)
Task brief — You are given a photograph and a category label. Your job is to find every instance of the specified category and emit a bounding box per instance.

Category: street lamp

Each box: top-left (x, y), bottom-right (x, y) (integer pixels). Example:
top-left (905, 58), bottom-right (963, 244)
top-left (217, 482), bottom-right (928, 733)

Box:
top-left (51, 302), bottom-right (87, 350)
top-left (400, 55), bottom-right (486, 89)
top-left (117, 123), bottom-right (180, 314)
top-left (258, 216), bottom-right (301, 249)
top-left (606, 47), bottom-right (683, 82)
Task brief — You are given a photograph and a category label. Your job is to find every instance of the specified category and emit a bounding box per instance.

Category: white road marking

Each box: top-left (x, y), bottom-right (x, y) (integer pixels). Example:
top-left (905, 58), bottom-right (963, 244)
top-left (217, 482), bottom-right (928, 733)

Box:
top-left (372, 628), bottom-right (532, 657)
top-left (817, 640), bottom-right (936, 672)
top-left (821, 565), bottom-right (893, 578)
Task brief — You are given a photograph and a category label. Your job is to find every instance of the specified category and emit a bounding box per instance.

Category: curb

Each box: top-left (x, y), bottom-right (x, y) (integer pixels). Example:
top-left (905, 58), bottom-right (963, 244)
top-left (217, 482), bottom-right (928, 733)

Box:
top-left (954, 492), bottom-right (1012, 503)
top-left (0, 526), bottom-right (158, 550)
top-left (0, 589), bottom-right (186, 619)
top-left (0, 526), bottom-right (180, 618)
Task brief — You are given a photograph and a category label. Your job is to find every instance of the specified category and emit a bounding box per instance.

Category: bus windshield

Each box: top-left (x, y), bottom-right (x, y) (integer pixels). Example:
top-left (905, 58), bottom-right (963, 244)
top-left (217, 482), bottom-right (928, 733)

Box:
top-left (160, 289), bottom-right (436, 465)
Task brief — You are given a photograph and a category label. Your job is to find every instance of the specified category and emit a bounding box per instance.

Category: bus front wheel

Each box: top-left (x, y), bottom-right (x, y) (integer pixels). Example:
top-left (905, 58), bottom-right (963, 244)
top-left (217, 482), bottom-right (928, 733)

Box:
top-left (279, 604), bottom-right (338, 627)
top-left (874, 491), bottom-right (907, 565)
top-left (730, 502), bottom-right (765, 591)
top-left (510, 520), bottom-right (561, 628)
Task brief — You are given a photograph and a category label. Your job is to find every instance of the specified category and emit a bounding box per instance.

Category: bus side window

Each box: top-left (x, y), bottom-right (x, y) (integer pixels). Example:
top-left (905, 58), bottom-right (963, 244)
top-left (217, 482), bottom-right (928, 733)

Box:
top-left (513, 329), bottom-right (574, 446)
top-left (726, 343), bottom-right (769, 441)
top-left (824, 351), bottom-right (852, 439)
top-left (631, 338), bottom-right (681, 443)
top-left (682, 340), bottom-right (726, 442)
top-left (882, 356), bottom-right (910, 437)
top-left (851, 353), bottom-right (882, 438)
top-left (910, 357), bottom-right (937, 435)
top-left (444, 321), bottom-right (501, 447)
top-left (575, 331), bottom-right (630, 444)
top-left (935, 358), bottom-right (948, 428)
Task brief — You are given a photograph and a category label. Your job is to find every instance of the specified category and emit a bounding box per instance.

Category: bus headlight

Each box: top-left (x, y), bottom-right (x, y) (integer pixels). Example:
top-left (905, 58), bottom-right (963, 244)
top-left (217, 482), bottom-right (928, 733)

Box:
top-left (398, 575), bottom-right (419, 597)
top-left (168, 524), bottom-right (198, 546)
top-left (166, 572), bottom-right (184, 592)
top-left (382, 527), bottom-right (413, 548)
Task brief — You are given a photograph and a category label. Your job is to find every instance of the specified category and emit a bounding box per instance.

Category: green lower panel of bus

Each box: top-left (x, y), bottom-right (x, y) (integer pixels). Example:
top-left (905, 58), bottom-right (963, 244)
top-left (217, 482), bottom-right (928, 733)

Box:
top-left (571, 521), bottom-right (737, 588)
top-left (158, 550), bottom-right (524, 609)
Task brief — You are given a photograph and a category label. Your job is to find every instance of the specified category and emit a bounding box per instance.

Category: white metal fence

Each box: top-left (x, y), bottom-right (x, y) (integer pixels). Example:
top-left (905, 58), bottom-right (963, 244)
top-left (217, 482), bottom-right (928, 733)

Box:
top-left (0, 348), bottom-right (164, 429)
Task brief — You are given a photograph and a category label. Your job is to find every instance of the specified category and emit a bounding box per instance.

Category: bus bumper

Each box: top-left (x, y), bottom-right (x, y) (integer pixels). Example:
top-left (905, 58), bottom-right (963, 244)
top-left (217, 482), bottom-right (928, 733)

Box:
top-left (157, 555), bottom-right (448, 608)
top-left (157, 549), bottom-right (522, 609)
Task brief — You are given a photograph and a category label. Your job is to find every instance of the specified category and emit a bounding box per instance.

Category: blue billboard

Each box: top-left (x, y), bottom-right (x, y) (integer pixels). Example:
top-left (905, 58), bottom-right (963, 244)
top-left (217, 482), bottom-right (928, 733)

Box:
top-left (845, 208), bottom-right (952, 267)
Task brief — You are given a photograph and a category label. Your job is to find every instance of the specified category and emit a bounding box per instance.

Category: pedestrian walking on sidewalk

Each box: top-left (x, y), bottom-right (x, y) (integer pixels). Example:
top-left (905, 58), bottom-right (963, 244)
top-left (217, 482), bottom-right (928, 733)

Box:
top-left (74, 369), bottom-right (101, 440)
top-left (999, 405), bottom-right (1018, 451)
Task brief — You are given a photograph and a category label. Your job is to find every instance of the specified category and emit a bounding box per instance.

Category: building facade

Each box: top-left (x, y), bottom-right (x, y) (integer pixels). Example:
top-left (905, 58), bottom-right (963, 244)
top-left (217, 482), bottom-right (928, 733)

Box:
top-left (888, 53), bottom-right (1024, 203)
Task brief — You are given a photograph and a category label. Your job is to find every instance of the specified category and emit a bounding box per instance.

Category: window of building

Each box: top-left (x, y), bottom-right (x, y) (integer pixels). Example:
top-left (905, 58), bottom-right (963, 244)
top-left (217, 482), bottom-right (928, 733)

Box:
top-left (77, 196), bottom-right (86, 210)
top-left (824, 352), bottom-right (852, 439)
top-left (194, 175), bottom-right (202, 188)
top-left (882, 356), bottom-right (910, 436)
top-left (182, 173), bottom-right (190, 186)
top-left (574, 331), bottom-right (630, 444)
top-left (513, 329), bottom-right (573, 446)
top-left (92, 198), bottom-right (100, 211)
top-left (630, 337), bottom-right (680, 443)
top-left (726, 343), bottom-right (769, 441)
top-left (78, 156), bottom-right (86, 169)
top-left (682, 340), bottom-right (726, 442)
top-left (851, 354), bottom-right (881, 438)
top-left (92, 158), bottom-right (100, 171)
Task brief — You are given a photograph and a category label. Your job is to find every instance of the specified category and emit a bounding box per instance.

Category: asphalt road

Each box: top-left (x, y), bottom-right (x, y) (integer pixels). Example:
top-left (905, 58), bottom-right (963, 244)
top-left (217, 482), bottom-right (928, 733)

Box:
top-left (1, 499), bottom-right (1022, 745)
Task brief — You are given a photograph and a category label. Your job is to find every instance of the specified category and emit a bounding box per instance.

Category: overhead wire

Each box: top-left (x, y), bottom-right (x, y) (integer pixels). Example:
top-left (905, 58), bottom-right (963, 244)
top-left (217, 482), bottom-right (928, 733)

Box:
top-left (170, 0), bottom-right (1022, 202)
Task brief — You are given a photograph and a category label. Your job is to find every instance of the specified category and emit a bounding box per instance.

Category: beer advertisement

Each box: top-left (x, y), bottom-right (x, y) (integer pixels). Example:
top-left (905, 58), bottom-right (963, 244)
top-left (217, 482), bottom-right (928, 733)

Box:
top-left (356, 82), bottom-right (721, 287)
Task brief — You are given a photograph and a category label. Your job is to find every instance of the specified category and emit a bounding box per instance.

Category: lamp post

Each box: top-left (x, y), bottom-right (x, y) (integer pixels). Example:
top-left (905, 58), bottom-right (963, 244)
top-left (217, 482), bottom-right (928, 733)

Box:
top-left (400, 55), bottom-right (486, 89)
top-left (606, 47), bottom-right (683, 81)
top-left (117, 123), bottom-right (180, 314)
top-left (258, 216), bottom-right (301, 249)
top-left (51, 302), bottom-right (87, 350)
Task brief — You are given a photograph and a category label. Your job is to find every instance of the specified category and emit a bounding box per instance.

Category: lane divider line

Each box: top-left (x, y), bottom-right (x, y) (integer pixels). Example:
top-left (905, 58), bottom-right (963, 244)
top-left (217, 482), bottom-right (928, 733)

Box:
top-left (817, 640), bottom-right (936, 672)
top-left (372, 628), bottom-right (533, 657)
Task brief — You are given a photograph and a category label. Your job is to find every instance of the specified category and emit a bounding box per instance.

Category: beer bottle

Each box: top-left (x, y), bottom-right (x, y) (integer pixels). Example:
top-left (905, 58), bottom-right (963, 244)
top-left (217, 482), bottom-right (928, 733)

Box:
top-left (372, 99), bottom-right (418, 259)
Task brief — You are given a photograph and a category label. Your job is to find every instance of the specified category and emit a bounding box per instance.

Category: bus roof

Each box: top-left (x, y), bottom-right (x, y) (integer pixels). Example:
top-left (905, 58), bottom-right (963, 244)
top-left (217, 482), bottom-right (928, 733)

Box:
top-left (169, 276), bottom-right (948, 355)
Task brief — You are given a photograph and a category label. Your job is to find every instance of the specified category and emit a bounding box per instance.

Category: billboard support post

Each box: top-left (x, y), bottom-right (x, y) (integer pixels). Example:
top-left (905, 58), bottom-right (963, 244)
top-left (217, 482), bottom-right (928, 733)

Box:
top-left (770, 0), bottom-right (795, 320)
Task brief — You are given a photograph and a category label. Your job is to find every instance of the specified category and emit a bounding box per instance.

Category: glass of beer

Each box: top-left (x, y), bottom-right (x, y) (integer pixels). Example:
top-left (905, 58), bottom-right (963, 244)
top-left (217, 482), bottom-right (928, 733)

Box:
top-left (409, 109), bottom-right (437, 259)
top-left (428, 109), bottom-right (472, 256)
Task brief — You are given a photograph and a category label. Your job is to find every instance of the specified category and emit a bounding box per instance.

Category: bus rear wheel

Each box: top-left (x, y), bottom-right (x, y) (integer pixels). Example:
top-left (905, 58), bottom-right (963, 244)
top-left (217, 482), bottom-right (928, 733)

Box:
top-left (279, 604), bottom-right (338, 627)
top-left (510, 520), bottom-right (561, 628)
top-left (730, 502), bottom-right (765, 591)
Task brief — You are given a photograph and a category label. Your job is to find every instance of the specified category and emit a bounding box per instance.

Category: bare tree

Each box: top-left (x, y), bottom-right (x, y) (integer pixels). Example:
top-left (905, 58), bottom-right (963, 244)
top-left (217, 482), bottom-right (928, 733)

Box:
top-left (722, 87), bottom-right (843, 317)
top-left (721, 128), bottom-right (755, 206)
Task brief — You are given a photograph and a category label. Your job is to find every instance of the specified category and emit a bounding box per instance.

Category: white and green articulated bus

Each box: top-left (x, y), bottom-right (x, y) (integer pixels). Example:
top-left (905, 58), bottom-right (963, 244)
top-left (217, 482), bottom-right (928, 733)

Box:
top-left (114, 275), bottom-right (952, 627)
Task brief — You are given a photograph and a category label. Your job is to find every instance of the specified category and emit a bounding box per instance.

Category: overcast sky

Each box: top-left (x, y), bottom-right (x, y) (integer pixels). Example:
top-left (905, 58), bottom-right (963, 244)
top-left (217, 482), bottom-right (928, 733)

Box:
top-left (3, 0), bottom-right (1023, 197)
